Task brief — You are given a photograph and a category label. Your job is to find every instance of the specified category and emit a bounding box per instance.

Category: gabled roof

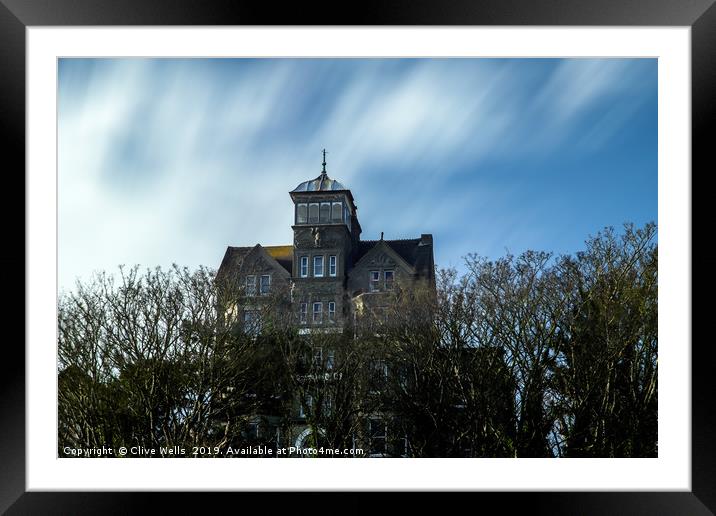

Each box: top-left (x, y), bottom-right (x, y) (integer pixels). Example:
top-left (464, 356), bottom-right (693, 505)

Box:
top-left (264, 245), bottom-right (293, 274)
top-left (354, 236), bottom-right (434, 280)
top-left (217, 244), bottom-right (293, 282)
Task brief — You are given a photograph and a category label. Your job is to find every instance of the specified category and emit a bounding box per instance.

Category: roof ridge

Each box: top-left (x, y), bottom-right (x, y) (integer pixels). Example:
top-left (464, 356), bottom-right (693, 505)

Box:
top-left (362, 237), bottom-right (421, 243)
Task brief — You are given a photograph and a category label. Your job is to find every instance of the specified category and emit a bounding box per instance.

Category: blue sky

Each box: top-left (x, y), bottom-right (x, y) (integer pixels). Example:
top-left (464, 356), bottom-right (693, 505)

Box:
top-left (58, 58), bottom-right (657, 291)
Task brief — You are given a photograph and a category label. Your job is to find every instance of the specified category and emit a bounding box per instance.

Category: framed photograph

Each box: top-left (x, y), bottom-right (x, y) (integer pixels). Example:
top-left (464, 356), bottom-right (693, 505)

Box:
top-left (4, 0), bottom-right (713, 512)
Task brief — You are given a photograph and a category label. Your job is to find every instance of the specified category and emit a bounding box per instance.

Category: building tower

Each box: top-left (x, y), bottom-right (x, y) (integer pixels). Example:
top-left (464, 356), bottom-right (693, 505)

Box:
top-left (289, 150), bottom-right (361, 331)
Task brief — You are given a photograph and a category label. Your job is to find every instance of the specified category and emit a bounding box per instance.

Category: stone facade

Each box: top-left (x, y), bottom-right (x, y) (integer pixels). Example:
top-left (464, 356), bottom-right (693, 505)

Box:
top-left (217, 165), bottom-right (435, 334)
top-left (216, 161), bottom-right (436, 455)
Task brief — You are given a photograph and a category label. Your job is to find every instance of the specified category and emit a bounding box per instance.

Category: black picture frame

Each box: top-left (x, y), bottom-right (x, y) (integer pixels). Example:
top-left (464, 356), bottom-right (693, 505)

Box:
top-left (2, 0), bottom-right (712, 513)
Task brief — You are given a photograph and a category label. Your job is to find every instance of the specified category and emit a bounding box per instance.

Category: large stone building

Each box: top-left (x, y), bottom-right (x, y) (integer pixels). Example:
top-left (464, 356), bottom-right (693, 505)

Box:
top-left (217, 152), bottom-right (435, 334)
top-left (216, 153), bottom-right (435, 455)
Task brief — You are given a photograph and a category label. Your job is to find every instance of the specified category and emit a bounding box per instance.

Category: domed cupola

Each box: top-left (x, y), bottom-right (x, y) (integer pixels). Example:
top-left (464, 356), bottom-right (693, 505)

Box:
top-left (291, 150), bottom-right (348, 192)
top-left (289, 149), bottom-right (361, 241)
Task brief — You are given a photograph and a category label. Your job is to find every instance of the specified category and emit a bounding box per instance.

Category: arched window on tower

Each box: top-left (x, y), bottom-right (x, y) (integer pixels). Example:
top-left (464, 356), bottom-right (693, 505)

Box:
top-left (331, 202), bottom-right (342, 222)
top-left (296, 203), bottom-right (307, 224)
top-left (320, 202), bottom-right (331, 223)
top-left (308, 203), bottom-right (319, 223)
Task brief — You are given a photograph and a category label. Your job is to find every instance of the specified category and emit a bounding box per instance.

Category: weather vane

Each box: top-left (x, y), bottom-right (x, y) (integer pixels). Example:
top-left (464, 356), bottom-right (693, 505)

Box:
top-left (322, 149), bottom-right (327, 174)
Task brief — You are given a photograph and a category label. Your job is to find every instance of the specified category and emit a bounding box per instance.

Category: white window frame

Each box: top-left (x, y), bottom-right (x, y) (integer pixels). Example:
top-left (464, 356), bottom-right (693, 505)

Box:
top-left (243, 309), bottom-right (261, 336)
top-left (299, 303), bottom-right (307, 324)
top-left (369, 270), bottom-right (380, 292)
top-left (300, 256), bottom-right (308, 277)
top-left (308, 203), bottom-right (319, 223)
top-left (320, 202), bottom-right (331, 223)
top-left (397, 434), bottom-right (409, 458)
top-left (246, 275), bottom-right (256, 296)
top-left (314, 256), bottom-right (324, 277)
top-left (331, 202), bottom-right (342, 222)
top-left (368, 419), bottom-right (387, 457)
top-left (373, 359), bottom-right (388, 381)
top-left (299, 394), bottom-right (313, 418)
top-left (313, 346), bottom-right (323, 365)
top-left (384, 270), bottom-right (394, 290)
top-left (313, 302), bottom-right (323, 324)
top-left (247, 421), bottom-right (260, 440)
top-left (329, 255), bottom-right (337, 277)
top-left (328, 301), bottom-right (336, 322)
top-left (260, 274), bottom-right (271, 295)
top-left (296, 203), bottom-right (308, 224)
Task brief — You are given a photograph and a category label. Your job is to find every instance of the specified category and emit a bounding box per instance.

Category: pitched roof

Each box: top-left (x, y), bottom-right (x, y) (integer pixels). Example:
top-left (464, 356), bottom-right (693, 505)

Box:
top-left (354, 236), bottom-right (434, 279)
top-left (264, 245), bottom-right (293, 274)
top-left (217, 244), bottom-right (293, 281)
top-left (217, 246), bottom-right (252, 281)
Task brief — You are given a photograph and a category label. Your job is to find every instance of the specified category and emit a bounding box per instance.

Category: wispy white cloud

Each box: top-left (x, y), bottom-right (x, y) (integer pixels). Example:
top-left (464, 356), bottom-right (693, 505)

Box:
top-left (58, 58), bottom-right (656, 289)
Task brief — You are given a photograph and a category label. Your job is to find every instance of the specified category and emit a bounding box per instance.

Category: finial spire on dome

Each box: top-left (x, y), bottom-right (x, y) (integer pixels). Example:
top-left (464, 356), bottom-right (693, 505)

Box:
top-left (321, 149), bottom-right (327, 175)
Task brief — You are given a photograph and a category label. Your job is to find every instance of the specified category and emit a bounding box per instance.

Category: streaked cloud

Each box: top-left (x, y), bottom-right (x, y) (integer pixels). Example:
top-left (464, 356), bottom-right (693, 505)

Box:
top-left (58, 58), bottom-right (657, 290)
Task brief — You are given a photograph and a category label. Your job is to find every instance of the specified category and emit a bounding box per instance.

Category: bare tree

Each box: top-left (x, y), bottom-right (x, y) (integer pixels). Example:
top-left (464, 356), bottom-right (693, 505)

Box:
top-left (59, 222), bottom-right (658, 458)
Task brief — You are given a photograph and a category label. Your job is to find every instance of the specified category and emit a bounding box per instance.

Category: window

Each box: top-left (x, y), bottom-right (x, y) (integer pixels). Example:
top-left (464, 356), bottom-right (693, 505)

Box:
top-left (384, 270), bottom-right (394, 290)
top-left (320, 202), bottom-right (331, 223)
top-left (328, 302), bottom-right (336, 322)
top-left (247, 421), bottom-right (259, 440)
top-left (260, 274), bottom-right (271, 295)
top-left (245, 275), bottom-right (256, 296)
top-left (314, 256), bottom-right (324, 277)
top-left (300, 256), bottom-right (308, 277)
top-left (369, 419), bottom-right (387, 456)
top-left (329, 255), bottom-right (337, 277)
top-left (344, 206), bottom-right (351, 231)
top-left (299, 394), bottom-right (313, 418)
top-left (308, 203), bottom-right (319, 223)
top-left (331, 202), bottom-right (342, 222)
top-left (313, 302), bottom-right (323, 324)
top-left (326, 350), bottom-right (335, 370)
top-left (392, 434), bottom-right (409, 457)
top-left (370, 271), bottom-right (380, 292)
top-left (243, 310), bottom-right (261, 336)
top-left (299, 303), bottom-right (307, 324)
top-left (372, 359), bottom-right (388, 382)
top-left (313, 346), bottom-right (323, 365)
top-left (296, 203), bottom-right (307, 224)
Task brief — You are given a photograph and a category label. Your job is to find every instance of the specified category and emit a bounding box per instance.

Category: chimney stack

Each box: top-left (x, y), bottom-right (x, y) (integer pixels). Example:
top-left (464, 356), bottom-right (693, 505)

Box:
top-left (419, 234), bottom-right (433, 246)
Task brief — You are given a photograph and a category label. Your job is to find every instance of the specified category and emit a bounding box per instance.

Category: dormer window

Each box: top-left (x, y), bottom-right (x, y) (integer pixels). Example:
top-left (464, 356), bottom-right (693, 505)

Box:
top-left (260, 274), bottom-right (271, 295)
top-left (384, 270), bottom-right (394, 290)
top-left (246, 275), bottom-right (257, 296)
top-left (370, 271), bottom-right (380, 292)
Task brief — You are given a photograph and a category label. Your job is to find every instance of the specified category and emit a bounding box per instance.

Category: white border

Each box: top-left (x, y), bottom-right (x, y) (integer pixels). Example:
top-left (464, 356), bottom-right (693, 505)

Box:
top-left (27, 27), bottom-right (690, 491)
